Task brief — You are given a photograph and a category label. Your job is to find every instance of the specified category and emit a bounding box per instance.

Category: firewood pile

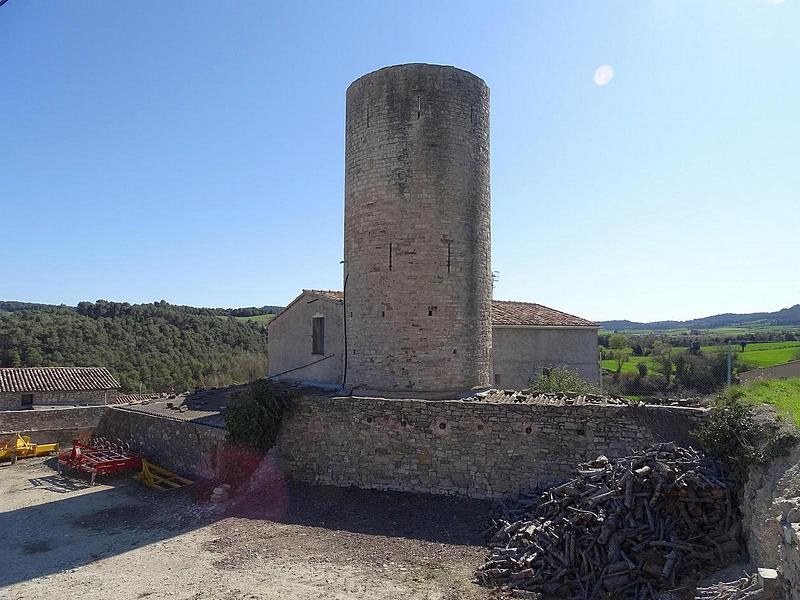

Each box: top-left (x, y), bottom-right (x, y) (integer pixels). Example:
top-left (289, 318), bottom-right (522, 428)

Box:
top-left (476, 443), bottom-right (742, 599)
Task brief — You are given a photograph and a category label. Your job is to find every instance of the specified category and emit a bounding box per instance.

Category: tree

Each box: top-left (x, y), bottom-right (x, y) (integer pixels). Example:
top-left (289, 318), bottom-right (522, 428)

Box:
top-left (636, 362), bottom-right (648, 378)
top-left (529, 367), bottom-right (599, 395)
top-left (740, 341), bottom-right (747, 352)
top-left (609, 334), bottom-right (631, 382)
top-left (5, 348), bottom-right (22, 367)
top-left (651, 341), bottom-right (673, 388)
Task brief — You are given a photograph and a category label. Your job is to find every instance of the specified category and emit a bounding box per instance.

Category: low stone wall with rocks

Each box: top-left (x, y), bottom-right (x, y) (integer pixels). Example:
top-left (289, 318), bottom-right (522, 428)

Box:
top-left (0, 389), bottom-right (115, 410)
top-left (94, 407), bottom-right (227, 479)
top-left (277, 396), bottom-right (708, 499)
top-left (743, 439), bottom-right (800, 600)
top-left (0, 406), bottom-right (108, 445)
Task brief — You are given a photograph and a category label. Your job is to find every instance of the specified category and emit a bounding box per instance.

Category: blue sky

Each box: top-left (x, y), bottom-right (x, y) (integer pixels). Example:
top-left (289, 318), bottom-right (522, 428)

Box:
top-left (1, 1), bottom-right (797, 322)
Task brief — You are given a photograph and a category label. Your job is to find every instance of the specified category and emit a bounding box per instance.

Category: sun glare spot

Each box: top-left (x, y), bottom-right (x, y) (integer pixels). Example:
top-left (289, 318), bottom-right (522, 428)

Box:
top-left (593, 65), bottom-right (615, 87)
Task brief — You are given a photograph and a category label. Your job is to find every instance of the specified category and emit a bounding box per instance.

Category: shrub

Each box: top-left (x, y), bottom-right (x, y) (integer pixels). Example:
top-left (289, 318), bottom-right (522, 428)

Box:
top-left (692, 395), bottom-right (761, 486)
top-left (224, 380), bottom-right (293, 451)
top-left (693, 391), bottom-right (799, 487)
top-left (529, 367), bottom-right (599, 395)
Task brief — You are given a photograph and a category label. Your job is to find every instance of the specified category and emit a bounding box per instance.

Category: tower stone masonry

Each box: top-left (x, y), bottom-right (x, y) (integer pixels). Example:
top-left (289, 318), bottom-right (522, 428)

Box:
top-left (343, 63), bottom-right (492, 396)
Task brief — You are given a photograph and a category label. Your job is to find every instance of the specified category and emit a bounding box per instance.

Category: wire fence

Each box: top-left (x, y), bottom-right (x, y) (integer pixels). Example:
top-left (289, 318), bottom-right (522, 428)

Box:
top-left (597, 331), bottom-right (800, 399)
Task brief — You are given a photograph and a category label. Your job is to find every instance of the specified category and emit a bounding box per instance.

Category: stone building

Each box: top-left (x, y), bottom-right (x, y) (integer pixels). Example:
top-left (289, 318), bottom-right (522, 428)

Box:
top-left (268, 290), bottom-right (598, 391)
top-left (0, 367), bottom-right (120, 410)
top-left (343, 64), bottom-right (492, 397)
top-left (268, 63), bottom-right (598, 395)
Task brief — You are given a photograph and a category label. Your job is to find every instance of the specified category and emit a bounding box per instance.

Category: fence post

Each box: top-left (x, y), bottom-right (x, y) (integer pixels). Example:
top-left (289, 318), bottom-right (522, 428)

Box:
top-left (727, 341), bottom-right (732, 386)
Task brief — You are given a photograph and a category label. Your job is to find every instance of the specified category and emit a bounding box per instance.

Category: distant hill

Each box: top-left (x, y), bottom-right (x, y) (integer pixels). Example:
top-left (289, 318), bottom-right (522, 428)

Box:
top-left (0, 299), bottom-right (285, 392)
top-left (601, 304), bottom-right (800, 331)
top-left (0, 300), bottom-right (283, 317)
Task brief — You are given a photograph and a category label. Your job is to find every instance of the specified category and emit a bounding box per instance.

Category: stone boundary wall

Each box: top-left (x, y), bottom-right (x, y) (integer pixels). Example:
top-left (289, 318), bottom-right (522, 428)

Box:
top-left (277, 396), bottom-right (708, 499)
top-left (0, 390), bottom-right (115, 410)
top-left (743, 440), bottom-right (800, 599)
top-left (94, 407), bottom-right (227, 479)
top-left (0, 406), bottom-right (108, 445)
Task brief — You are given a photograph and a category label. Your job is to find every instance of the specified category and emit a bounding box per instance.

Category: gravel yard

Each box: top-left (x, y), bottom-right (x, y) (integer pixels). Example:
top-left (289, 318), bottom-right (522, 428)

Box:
top-left (1, 456), bottom-right (492, 600)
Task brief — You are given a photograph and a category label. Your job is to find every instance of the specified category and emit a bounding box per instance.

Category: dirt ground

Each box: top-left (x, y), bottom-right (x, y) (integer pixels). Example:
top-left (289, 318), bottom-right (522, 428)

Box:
top-left (1, 457), bottom-right (494, 600)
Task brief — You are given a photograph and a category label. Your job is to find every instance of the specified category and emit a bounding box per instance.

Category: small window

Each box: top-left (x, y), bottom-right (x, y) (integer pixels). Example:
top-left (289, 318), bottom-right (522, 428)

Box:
top-left (21, 394), bottom-right (33, 410)
top-left (312, 316), bottom-right (325, 355)
top-left (494, 374), bottom-right (501, 386)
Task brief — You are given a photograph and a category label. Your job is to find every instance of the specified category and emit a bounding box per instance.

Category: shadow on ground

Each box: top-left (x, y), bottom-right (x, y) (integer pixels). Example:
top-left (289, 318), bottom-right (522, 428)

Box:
top-left (1, 458), bottom-right (490, 589)
top-left (231, 481), bottom-right (491, 547)
top-left (0, 460), bottom-right (209, 589)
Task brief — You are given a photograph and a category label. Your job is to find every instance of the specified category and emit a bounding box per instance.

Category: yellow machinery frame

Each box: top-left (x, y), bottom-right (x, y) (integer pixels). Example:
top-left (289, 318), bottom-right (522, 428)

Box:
top-left (0, 433), bottom-right (59, 464)
top-left (137, 458), bottom-right (193, 490)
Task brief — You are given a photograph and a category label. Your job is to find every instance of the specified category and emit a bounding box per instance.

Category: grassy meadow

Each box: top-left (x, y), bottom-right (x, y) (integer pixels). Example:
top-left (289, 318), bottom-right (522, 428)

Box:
top-left (216, 313), bottom-right (275, 325)
top-left (602, 341), bottom-right (800, 375)
top-left (727, 378), bottom-right (800, 426)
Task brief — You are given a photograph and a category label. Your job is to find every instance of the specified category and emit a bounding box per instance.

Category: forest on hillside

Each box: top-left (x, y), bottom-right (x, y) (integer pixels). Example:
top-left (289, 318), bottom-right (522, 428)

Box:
top-left (0, 300), bottom-right (269, 393)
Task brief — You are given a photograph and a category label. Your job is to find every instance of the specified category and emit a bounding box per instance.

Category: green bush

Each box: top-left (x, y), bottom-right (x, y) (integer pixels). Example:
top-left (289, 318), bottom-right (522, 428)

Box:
top-left (224, 380), bottom-right (293, 451)
top-left (693, 391), bottom-right (798, 487)
top-left (692, 395), bottom-right (761, 486)
top-left (528, 367), bottom-right (599, 395)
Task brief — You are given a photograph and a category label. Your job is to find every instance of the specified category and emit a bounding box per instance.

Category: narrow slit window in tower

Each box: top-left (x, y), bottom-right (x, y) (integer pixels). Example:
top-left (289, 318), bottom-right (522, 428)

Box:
top-left (388, 243), bottom-right (393, 271)
top-left (417, 96), bottom-right (421, 119)
top-left (447, 242), bottom-right (451, 273)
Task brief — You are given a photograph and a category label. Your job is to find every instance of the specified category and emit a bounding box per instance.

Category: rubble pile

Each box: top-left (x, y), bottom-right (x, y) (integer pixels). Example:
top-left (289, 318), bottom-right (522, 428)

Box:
top-left (467, 389), bottom-right (629, 406)
top-left (686, 570), bottom-right (777, 600)
top-left (476, 443), bottom-right (742, 599)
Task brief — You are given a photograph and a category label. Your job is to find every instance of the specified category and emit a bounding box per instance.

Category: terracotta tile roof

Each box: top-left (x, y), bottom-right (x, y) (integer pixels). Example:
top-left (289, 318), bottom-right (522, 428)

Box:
top-left (0, 367), bottom-right (120, 393)
top-left (491, 300), bottom-right (597, 328)
top-left (287, 290), bottom-right (595, 328)
top-left (304, 289), bottom-right (344, 302)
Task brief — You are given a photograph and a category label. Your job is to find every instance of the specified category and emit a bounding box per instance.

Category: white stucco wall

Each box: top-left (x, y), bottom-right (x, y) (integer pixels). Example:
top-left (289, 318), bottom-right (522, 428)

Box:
top-left (491, 327), bottom-right (599, 390)
top-left (267, 293), bottom-right (344, 387)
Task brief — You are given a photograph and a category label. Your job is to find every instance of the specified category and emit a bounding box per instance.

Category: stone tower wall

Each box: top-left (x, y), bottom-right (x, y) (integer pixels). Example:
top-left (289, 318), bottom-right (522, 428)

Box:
top-left (343, 64), bottom-right (492, 396)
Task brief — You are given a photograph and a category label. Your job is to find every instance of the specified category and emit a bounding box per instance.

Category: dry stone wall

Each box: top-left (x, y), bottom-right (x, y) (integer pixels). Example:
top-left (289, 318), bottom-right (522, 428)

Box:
top-left (743, 440), bottom-right (800, 599)
top-left (277, 396), bottom-right (708, 499)
top-left (0, 389), bottom-right (114, 410)
top-left (0, 406), bottom-right (107, 445)
top-left (94, 407), bottom-right (227, 479)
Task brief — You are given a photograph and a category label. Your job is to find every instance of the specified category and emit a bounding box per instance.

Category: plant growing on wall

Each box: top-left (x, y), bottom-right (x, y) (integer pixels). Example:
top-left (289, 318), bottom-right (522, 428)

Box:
top-left (528, 367), bottom-right (599, 395)
top-left (224, 380), bottom-right (293, 451)
top-left (692, 390), bottom-right (798, 487)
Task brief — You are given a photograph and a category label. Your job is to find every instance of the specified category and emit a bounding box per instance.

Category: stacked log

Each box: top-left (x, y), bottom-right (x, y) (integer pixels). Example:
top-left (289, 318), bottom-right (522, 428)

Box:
top-left (476, 443), bottom-right (741, 599)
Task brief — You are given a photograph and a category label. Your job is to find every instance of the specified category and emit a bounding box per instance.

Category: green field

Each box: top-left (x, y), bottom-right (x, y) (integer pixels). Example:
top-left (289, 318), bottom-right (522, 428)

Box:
top-left (728, 378), bottom-right (800, 426)
top-left (234, 314), bottom-right (275, 324)
top-left (216, 314), bottom-right (275, 325)
top-left (600, 325), bottom-right (800, 337)
top-left (602, 341), bottom-right (800, 374)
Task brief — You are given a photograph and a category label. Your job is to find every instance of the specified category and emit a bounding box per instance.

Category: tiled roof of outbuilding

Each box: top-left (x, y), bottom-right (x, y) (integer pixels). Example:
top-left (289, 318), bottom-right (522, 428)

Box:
top-left (491, 300), bottom-right (597, 328)
top-left (304, 289), bottom-right (344, 302)
top-left (0, 367), bottom-right (120, 393)
top-left (272, 290), bottom-right (596, 328)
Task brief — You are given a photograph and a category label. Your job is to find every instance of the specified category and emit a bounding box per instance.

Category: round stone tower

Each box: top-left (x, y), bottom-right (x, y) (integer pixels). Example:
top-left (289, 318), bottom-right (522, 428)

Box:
top-left (343, 63), bottom-right (492, 397)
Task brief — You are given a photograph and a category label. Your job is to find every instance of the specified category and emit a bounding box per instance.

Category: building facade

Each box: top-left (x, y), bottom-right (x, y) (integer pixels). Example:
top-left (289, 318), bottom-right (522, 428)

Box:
top-left (0, 367), bottom-right (120, 411)
top-left (268, 291), bottom-right (599, 392)
top-left (266, 290), bottom-right (344, 388)
top-left (267, 64), bottom-right (599, 396)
